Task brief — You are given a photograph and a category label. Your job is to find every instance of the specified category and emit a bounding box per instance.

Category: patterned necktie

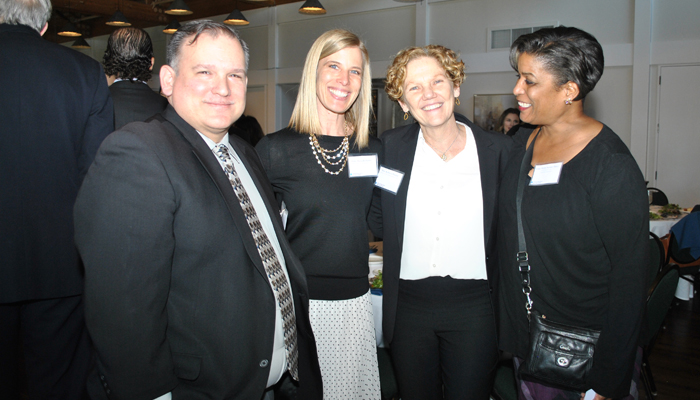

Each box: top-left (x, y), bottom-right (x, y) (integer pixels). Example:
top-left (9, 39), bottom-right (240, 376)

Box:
top-left (213, 144), bottom-right (299, 380)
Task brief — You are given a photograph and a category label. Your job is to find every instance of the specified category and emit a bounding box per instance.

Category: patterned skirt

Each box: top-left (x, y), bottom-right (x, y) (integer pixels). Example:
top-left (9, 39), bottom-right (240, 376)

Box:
top-left (308, 290), bottom-right (381, 400)
top-left (513, 347), bottom-right (643, 400)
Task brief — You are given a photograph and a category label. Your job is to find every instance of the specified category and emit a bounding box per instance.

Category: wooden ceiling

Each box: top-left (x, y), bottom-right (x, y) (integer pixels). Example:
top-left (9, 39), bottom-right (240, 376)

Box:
top-left (46, 0), bottom-right (302, 43)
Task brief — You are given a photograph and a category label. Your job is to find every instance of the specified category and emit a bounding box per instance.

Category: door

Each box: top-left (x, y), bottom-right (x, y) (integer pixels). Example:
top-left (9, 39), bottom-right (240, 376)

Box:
top-left (655, 65), bottom-right (700, 208)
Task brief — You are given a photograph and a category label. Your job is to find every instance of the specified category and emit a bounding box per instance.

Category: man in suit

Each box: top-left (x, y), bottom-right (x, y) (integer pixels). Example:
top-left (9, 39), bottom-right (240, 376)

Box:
top-left (103, 27), bottom-right (168, 130)
top-left (74, 21), bottom-right (322, 400)
top-left (0, 1), bottom-right (114, 398)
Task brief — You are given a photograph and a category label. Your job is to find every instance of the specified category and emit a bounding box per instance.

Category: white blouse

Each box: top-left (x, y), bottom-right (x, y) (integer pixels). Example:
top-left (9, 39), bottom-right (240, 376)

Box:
top-left (400, 122), bottom-right (487, 281)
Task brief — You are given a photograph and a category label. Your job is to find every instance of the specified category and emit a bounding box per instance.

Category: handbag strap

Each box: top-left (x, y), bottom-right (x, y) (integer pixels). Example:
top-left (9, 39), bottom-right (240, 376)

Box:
top-left (516, 128), bottom-right (541, 320)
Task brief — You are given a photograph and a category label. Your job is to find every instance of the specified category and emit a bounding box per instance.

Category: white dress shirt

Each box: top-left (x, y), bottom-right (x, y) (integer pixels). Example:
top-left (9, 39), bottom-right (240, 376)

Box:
top-left (400, 122), bottom-right (487, 280)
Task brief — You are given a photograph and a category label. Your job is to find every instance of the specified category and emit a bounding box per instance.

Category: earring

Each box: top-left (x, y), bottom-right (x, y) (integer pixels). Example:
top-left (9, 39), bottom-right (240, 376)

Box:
top-left (404, 112), bottom-right (409, 121)
top-left (455, 98), bottom-right (460, 106)
top-left (565, 98), bottom-right (572, 105)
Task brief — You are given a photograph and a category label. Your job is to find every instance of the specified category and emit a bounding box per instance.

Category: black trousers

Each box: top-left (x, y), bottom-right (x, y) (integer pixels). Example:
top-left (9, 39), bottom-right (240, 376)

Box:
top-left (390, 277), bottom-right (498, 400)
top-left (0, 295), bottom-right (91, 400)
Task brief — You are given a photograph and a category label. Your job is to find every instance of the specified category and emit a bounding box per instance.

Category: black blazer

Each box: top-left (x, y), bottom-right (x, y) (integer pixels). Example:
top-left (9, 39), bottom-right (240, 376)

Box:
top-left (0, 23), bottom-right (113, 303)
top-left (109, 80), bottom-right (168, 130)
top-left (378, 113), bottom-right (513, 344)
top-left (74, 106), bottom-right (322, 400)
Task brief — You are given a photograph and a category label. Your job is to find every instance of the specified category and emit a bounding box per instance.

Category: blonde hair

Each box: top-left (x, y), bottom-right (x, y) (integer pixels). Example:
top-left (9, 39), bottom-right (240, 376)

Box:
top-left (385, 45), bottom-right (465, 103)
top-left (289, 29), bottom-right (372, 149)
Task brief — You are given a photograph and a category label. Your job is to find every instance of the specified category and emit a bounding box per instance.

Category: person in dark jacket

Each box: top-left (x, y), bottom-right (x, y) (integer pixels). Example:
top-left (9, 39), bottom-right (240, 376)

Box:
top-left (103, 26), bottom-right (167, 130)
top-left (0, 0), bottom-right (114, 398)
top-left (378, 44), bottom-right (513, 400)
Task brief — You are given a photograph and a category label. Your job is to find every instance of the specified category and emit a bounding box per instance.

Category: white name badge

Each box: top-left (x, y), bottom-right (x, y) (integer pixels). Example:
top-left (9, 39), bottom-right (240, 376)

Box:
top-left (374, 166), bottom-right (404, 194)
top-left (530, 162), bottom-right (563, 186)
top-left (348, 154), bottom-right (379, 178)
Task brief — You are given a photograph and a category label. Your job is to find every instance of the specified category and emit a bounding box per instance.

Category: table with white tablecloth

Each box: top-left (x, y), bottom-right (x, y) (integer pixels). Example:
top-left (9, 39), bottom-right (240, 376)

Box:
top-left (368, 242), bottom-right (386, 347)
top-left (650, 219), bottom-right (680, 237)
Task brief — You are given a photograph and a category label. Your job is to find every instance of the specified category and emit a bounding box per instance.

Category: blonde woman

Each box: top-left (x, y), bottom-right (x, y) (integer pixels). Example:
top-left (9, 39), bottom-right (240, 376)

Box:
top-left (256, 29), bottom-right (381, 399)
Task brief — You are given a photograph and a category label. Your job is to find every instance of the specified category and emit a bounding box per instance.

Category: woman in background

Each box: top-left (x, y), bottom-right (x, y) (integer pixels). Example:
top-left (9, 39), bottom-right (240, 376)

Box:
top-left (379, 44), bottom-right (512, 400)
top-left (497, 26), bottom-right (647, 400)
top-left (256, 29), bottom-right (381, 399)
top-left (496, 107), bottom-right (520, 135)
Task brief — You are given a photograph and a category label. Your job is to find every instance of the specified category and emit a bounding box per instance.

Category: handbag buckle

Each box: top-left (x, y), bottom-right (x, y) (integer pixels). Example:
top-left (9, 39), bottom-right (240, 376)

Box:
top-left (517, 251), bottom-right (529, 266)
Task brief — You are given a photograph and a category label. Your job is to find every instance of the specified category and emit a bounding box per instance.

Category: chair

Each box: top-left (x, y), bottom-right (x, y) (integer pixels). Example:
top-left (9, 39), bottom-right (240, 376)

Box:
top-left (491, 358), bottom-right (518, 400)
top-left (646, 187), bottom-right (669, 206)
top-left (641, 264), bottom-right (680, 398)
top-left (648, 232), bottom-right (665, 286)
top-left (377, 347), bottom-right (400, 400)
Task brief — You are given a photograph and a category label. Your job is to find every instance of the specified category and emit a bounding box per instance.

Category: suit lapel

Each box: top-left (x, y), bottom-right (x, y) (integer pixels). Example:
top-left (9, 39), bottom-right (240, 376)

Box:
top-left (392, 124), bottom-right (420, 250)
top-left (162, 107), bottom-right (267, 277)
top-left (458, 115), bottom-right (497, 247)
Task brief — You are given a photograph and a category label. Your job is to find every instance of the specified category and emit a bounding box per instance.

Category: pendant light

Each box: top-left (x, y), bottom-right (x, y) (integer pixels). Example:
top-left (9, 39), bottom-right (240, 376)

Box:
top-left (71, 37), bottom-right (91, 49)
top-left (299, 0), bottom-right (326, 15)
top-left (58, 0), bottom-right (81, 37)
top-left (224, 2), bottom-right (249, 26)
top-left (106, 10), bottom-right (131, 27)
top-left (163, 19), bottom-right (181, 34)
top-left (58, 21), bottom-right (81, 37)
top-left (165, 0), bottom-right (193, 16)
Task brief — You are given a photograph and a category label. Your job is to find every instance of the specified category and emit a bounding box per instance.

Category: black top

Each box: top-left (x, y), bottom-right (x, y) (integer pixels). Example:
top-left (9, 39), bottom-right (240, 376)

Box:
top-left (497, 126), bottom-right (649, 398)
top-left (256, 128), bottom-right (382, 300)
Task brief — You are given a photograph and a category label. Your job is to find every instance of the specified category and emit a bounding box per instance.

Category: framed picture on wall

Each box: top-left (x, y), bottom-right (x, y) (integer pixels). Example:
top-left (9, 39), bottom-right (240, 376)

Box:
top-left (473, 94), bottom-right (517, 132)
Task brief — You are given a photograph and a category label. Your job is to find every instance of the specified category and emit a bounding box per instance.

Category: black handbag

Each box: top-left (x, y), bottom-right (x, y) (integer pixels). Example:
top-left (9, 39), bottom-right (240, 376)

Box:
top-left (515, 130), bottom-right (600, 392)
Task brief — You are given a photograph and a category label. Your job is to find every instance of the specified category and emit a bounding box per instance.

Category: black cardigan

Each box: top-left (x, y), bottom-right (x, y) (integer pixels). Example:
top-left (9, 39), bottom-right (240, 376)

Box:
top-left (496, 126), bottom-right (649, 398)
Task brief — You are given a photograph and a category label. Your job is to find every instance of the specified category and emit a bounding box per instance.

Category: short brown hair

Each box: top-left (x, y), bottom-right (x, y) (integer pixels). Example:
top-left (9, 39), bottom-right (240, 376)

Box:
top-left (385, 45), bottom-right (465, 102)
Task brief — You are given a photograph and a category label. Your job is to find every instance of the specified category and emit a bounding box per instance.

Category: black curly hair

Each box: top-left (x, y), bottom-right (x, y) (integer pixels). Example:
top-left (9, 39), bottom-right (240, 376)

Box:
top-left (103, 27), bottom-right (154, 82)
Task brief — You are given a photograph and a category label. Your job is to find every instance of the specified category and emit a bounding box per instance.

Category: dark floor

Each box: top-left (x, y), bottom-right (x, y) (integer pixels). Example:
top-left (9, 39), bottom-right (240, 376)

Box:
top-left (641, 290), bottom-right (700, 400)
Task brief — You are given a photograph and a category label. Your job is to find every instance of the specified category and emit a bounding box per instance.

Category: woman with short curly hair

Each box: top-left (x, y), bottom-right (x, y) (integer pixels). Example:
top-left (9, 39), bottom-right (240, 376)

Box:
top-left (378, 44), bottom-right (513, 400)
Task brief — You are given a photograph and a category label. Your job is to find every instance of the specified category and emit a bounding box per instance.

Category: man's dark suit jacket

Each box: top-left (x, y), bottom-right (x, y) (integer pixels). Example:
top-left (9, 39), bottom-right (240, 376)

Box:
top-left (74, 106), bottom-right (322, 400)
top-left (0, 23), bottom-right (113, 303)
top-left (109, 80), bottom-right (168, 130)
top-left (377, 113), bottom-right (514, 345)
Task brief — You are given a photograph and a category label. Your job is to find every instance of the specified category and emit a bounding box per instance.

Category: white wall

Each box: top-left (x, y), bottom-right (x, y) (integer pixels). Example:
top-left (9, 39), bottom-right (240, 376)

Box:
top-left (73, 0), bottom-right (700, 182)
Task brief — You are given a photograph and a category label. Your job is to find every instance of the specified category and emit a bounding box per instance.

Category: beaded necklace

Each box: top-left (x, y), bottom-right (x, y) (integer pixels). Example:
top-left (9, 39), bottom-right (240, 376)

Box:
top-left (309, 121), bottom-right (352, 175)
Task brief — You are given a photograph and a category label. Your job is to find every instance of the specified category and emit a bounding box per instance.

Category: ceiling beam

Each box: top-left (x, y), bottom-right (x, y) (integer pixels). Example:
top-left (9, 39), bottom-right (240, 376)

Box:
top-left (46, 0), bottom-right (304, 44)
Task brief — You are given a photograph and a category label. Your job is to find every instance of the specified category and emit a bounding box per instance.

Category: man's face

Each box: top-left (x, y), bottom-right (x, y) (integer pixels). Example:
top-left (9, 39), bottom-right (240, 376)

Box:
top-left (161, 32), bottom-right (247, 142)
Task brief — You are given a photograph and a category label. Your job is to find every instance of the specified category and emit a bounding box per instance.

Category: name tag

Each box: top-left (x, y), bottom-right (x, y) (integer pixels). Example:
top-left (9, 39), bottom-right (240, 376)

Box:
top-left (530, 162), bottom-right (563, 186)
top-left (348, 154), bottom-right (379, 178)
top-left (374, 166), bottom-right (404, 194)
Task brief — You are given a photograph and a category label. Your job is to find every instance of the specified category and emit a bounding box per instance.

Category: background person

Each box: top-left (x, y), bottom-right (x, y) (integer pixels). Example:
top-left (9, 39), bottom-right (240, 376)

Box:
top-left (233, 114), bottom-right (265, 146)
top-left (379, 44), bottom-right (513, 400)
top-left (103, 26), bottom-right (168, 130)
top-left (256, 29), bottom-right (382, 399)
top-left (496, 26), bottom-right (648, 400)
top-left (0, 0), bottom-right (114, 398)
top-left (496, 107), bottom-right (520, 135)
top-left (74, 21), bottom-right (321, 400)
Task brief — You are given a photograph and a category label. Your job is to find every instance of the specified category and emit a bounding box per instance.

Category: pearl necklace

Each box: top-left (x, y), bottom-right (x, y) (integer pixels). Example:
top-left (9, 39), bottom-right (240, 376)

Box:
top-left (309, 124), bottom-right (352, 175)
